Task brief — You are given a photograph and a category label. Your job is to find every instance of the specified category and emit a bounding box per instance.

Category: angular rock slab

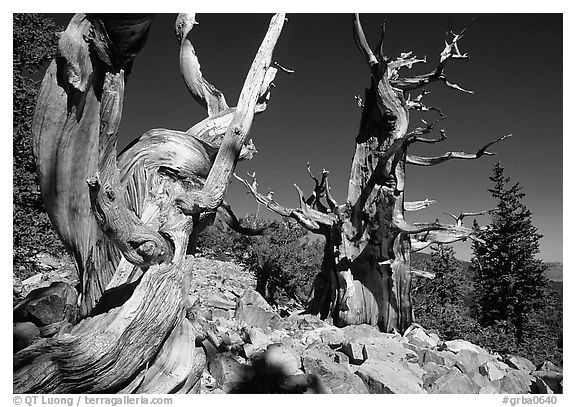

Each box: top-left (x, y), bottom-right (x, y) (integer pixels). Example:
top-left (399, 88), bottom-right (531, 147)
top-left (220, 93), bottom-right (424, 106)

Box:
top-left (302, 346), bottom-right (368, 394)
top-left (497, 369), bottom-right (532, 394)
top-left (355, 359), bottom-right (425, 394)
top-left (428, 366), bottom-right (480, 394)
top-left (403, 325), bottom-right (440, 349)
top-left (209, 353), bottom-right (254, 391)
top-left (504, 355), bottom-right (536, 373)
top-left (234, 288), bottom-right (282, 329)
top-left (14, 282), bottom-right (77, 326)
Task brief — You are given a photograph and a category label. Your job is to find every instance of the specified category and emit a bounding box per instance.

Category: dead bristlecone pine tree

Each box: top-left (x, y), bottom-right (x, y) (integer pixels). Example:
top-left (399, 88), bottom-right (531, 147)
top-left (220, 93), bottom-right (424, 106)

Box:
top-left (14, 13), bottom-right (285, 393)
top-left (14, 13), bottom-right (507, 393)
top-left (236, 15), bottom-right (509, 333)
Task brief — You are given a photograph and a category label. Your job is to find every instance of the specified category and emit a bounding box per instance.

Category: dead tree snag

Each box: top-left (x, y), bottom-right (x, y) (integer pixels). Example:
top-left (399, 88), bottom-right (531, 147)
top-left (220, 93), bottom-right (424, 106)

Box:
top-left (17, 13), bottom-right (285, 393)
top-left (237, 15), bottom-right (508, 333)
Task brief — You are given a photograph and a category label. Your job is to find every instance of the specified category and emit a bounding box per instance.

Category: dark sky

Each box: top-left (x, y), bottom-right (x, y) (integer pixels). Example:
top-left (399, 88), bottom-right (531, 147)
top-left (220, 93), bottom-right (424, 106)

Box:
top-left (45, 13), bottom-right (563, 261)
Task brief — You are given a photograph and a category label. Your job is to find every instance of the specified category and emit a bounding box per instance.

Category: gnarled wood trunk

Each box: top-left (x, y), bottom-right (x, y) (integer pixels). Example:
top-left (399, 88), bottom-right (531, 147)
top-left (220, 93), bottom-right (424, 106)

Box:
top-left (16, 12), bottom-right (285, 393)
top-left (236, 14), bottom-right (508, 334)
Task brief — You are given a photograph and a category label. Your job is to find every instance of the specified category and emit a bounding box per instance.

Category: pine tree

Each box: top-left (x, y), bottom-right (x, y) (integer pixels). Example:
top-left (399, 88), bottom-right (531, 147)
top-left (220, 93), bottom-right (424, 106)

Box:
top-left (471, 162), bottom-right (548, 344)
top-left (412, 245), bottom-right (481, 341)
top-left (416, 245), bottom-right (466, 309)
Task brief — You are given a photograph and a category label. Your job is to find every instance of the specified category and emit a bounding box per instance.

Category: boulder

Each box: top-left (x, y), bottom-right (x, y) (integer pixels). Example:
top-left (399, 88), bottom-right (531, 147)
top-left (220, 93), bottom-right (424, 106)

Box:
top-left (245, 327), bottom-right (272, 348)
top-left (355, 359), bottom-right (425, 394)
top-left (284, 313), bottom-right (330, 332)
top-left (444, 339), bottom-right (486, 355)
top-left (13, 322), bottom-right (40, 352)
top-left (403, 360), bottom-right (426, 379)
top-left (504, 355), bottom-right (536, 373)
top-left (536, 361), bottom-right (561, 372)
top-left (340, 324), bottom-right (384, 343)
top-left (208, 353), bottom-right (253, 391)
top-left (279, 337), bottom-right (306, 359)
top-left (497, 369), bottom-right (532, 394)
top-left (454, 349), bottom-right (484, 373)
top-left (334, 351), bottom-right (349, 365)
top-left (341, 341), bottom-right (365, 364)
top-left (530, 376), bottom-right (554, 394)
top-left (429, 366), bottom-right (480, 394)
top-left (400, 340), bottom-right (428, 366)
top-left (204, 293), bottom-right (236, 310)
top-left (319, 328), bottom-right (345, 348)
top-left (341, 335), bottom-right (417, 365)
top-left (300, 329), bottom-right (324, 345)
top-left (422, 348), bottom-right (458, 368)
top-left (302, 346), bottom-right (368, 393)
top-left (259, 343), bottom-right (302, 377)
top-left (479, 360), bottom-right (507, 381)
top-left (467, 369), bottom-right (492, 389)
top-left (479, 385), bottom-right (499, 394)
top-left (234, 288), bottom-right (282, 329)
top-left (531, 370), bottom-right (563, 394)
top-left (422, 362), bottom-right (451, 391)
top-left (13, 282), bottom-right (77, 326)
top-left (242, 327), bottom-right (274, 359)
top-left (403, 325), bottom-right (440, 349)
top-left (362, 337), bottom-right (419, 364)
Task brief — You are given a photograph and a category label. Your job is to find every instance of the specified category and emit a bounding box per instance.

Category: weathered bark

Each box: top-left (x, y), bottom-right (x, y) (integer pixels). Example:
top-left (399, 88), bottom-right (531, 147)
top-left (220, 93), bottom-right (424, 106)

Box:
top-left (19, 12), bottom-right (285, 393)
top-left (32, 13), bottom-right (157, 316)
top-left (237, 14), bottom-right (508, 333)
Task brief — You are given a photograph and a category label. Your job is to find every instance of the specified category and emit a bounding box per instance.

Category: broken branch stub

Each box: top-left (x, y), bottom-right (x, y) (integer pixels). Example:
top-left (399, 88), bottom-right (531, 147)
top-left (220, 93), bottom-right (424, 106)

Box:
top-left (176, 13), bottom-right (229, 117)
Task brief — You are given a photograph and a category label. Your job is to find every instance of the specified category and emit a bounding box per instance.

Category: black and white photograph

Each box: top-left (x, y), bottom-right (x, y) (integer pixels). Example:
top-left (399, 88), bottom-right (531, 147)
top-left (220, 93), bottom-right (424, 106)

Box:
top-left (10, 3), bottom-right (566, 401)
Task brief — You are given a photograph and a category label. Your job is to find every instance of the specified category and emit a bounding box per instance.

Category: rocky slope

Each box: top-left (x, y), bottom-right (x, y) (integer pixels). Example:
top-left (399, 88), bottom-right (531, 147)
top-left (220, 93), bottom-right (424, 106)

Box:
top-left (13, 253), bottom-right (563, 394)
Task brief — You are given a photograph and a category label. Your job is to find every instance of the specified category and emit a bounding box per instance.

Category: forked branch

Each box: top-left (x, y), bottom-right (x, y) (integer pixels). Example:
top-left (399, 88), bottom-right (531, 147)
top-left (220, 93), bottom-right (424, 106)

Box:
top-left (234, 172), bottom-right (337, 234)
top-left (176, 14), bottom-right (286, 215)
top-left (391, 21), bottom-right (475, 93)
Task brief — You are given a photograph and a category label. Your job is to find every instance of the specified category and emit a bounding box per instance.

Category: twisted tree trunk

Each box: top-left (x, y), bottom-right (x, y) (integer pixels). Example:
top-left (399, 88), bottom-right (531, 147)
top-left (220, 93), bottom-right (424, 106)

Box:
top-left (237, 14), bottom-right (509, 333)
top-left (16, 12), bottom-right (285, 393)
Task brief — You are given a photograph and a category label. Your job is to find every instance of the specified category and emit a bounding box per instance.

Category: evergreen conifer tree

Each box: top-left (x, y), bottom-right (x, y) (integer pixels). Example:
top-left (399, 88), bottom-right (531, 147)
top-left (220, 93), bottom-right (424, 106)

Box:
top-left (471, 162), bottom-right (548, 344)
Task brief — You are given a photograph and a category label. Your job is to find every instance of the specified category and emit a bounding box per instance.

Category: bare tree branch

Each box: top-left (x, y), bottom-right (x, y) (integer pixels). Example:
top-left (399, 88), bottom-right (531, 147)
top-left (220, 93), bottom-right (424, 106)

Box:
top-left (185, 109), bottom-right (258, 161)
top-left (353, 13), bottom-right (379, 75)
top-left (406, 134), bottom-right (511, 166)
top-left (176, 13), bottom-right (229, 117)
top-left (410, 222), bottom-right (485, 253)
top-left (234, 173), bottom-right (337, 234)
top-left (390, 22), bottom-right (474, 94)
top-left (404, 199), bottom-right (436, 212)
top-left (176, 14), bottom-right (286, 215)
top-left (405, 91), bottom-right (443, 115)
top-left (443, 208), bottom-right (496, 226)
top-left (216, 201), bottom-right (266, 236)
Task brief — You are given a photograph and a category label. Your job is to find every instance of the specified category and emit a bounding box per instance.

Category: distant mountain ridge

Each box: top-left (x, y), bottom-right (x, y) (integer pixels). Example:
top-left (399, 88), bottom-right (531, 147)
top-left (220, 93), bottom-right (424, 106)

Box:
top-left (544, 262), bottom-right (563, 282)
top-left (411, 252), bottom-right (563, 283)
